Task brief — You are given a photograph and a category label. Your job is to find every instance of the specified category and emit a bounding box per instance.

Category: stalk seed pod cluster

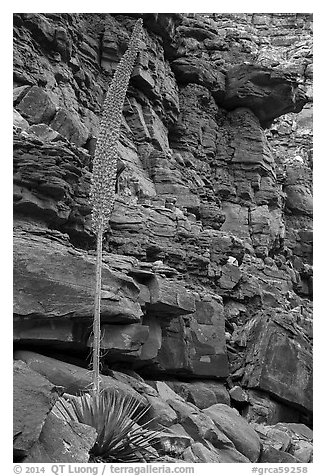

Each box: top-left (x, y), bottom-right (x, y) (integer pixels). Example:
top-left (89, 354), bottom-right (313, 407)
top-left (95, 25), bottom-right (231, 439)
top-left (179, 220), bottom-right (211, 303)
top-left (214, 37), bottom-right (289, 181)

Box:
top-left (90, 18), bottom-right (143, 234)
top-left (90, 18), bottom-right (143, 395)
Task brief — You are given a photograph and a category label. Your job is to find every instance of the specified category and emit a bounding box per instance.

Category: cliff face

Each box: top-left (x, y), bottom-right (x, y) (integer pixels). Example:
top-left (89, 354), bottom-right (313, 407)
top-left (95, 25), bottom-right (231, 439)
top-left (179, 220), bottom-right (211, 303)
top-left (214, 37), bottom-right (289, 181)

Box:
top-left (13, 13), bottom-right (313, 463)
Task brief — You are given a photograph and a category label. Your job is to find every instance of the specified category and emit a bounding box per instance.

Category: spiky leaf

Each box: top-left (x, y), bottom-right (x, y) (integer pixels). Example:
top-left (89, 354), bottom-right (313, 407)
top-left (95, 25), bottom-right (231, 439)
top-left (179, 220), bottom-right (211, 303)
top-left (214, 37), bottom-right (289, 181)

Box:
top-left (54, 389), bottom-right (161, 462)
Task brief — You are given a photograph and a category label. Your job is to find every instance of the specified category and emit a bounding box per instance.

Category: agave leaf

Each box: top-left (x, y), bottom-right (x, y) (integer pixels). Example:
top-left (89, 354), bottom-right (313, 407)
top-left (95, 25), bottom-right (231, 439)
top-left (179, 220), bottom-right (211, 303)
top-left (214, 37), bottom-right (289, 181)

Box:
top-left (57, 388), bottom-right (162, 462)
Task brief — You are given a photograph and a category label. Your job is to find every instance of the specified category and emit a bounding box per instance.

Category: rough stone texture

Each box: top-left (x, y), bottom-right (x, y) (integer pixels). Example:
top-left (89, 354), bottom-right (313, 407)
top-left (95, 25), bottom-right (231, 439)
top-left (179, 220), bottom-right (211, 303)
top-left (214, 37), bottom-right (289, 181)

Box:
top-left (108, 369), bottom-right (158, 397)
top-left (13, 12), bottom-right (313, 463)
top-left (291, 440), bottom-right (313, 463)
top-left (50, 108), bottom-right (89, 147)
top-left (229, 385), bottom-right (249, 406)
top-left (182, 442), bottom-right (220, 463)
top-left (155, 295), bottom-right (228, 378)
top-left (272, 423), bottom-right (313, 463)
top-left (167, 380), bottom-right (230, 408)
top-left (240, 310), bottom-right (312, 416)
top-left (14, 220), bottom-right (229, 374)
top-left (243, 390), bottom-right (302, 425)
top-left (145, 395), bottom-right (178, 428)
top-left (24, 412), bottom-right (97, 463)
top-left (182, 440), bottom-right (250, 463)
top-left (27, 123), bottom-right (61, 142)
top-left (259, 446), bottom-right (301, 463)
top-left (252, 422), bottom-right (292, 453)
top-left (168, 399), bottom-right (250, 462)
top-left (183, 442), bottom-right (222, 463)
top-left (203, 403), bottom-right (261, 462)
top-left (13, 109), bottom-right (29, 131)
top-left (146, 275), bottom-right (196, 317)
top-left (145, 380), bottom-right (185, 402)
top-left (14, 351), bottom-right (146, 403)
top-left (217, 65), bottom-right (308, 128)
top-left (251, 421), bottom-right (313, 462)
top-left (13, 360), bottom-right (63, 459)
top-left (88, 323), bottom-right (150, 360)
top-left (13, 228), bottom-right (143, 324)
top-left (14, 351), bottom-right (252, 463)
top-left (156, 425), bottom-right (193, 456)
top-left (16, 85), bottom-right (57, 125)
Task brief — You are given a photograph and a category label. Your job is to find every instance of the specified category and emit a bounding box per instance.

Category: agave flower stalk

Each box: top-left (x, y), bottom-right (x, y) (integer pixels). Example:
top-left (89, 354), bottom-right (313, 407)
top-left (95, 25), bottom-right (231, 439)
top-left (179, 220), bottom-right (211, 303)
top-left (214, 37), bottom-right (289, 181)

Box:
top-left (90, 18), bottom-right (143, 396)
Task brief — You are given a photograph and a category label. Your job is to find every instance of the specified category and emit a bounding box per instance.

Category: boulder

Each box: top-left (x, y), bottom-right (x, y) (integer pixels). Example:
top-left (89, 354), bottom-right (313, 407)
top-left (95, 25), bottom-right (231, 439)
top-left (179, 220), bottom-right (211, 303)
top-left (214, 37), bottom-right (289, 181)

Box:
top-left (16, 86), bottom-right (57, 125)
top-left (280, 422), bottom-right (313, 441)
top-left (218, 263), bottom-right (242, 291)
top-left (183, 442), bottom-right (221, 463)
top-left (167, 399), bottom-right (249, 462)
top-left (206, 440), bottom-right (250, 463)
top-left (243, 390), bottom-right (301, 425)
top-left (156, 424), bottom-right (193, 456)
top-left (169, 381), bottom-right (230, 409)
top-left (252, 423), bottom-right (292, 452)
top-left (108, 369), bottom-right (158, 397)
top-left (183, 439), bottom-right (250, 463)
top-left (229, 386), bottom-right (249, 406)
top-left (145, 380), bottom-right (185, 402)
top-left (50, 108), bottom-right (89, 147)
top-left (291, 440), bottom-right (313, 463)
top-left (145, 395), bottom-right (178, 428)
top-left (24, 412), bottom-right (97, 463)
top-left (14, 351), bottom-right (146, 404)
top-left (13, 85), bottom-right (31, 104)
top-left (272, 423), bottom-right (313, 462)
top-left (285, 184), bottom-right (313, 217)
top-left (13, 360), bottom-right (63, 460)
top-left (27, 123), bottom-right (61, 142)
top-left (241, 310), bottom-right (312, 416)
top-left (13, 108), bottom-right (29, 131)
top-left (259, 446), bottom-right (300, 463)
top-left (252, 421), bottom-right (313, 462)
top-left (182, 440), bottom-right (249, 463)
top-left (203, 403), bottom-right (261, 462)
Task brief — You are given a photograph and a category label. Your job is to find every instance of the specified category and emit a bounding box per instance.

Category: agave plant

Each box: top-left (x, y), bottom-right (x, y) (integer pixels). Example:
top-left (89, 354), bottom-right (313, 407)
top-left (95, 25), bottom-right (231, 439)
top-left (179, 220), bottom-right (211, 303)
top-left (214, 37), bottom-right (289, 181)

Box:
top-left (54, 389), bottom-right (161, 462)
top-left (90, 17), bottom-right (143, 397)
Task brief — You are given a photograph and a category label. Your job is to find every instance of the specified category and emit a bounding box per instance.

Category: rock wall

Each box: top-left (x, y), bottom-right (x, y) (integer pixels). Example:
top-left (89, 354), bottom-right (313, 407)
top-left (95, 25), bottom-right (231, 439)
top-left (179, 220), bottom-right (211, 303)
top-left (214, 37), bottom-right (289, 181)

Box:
top-left (13, 13), bottom-right (313, 463)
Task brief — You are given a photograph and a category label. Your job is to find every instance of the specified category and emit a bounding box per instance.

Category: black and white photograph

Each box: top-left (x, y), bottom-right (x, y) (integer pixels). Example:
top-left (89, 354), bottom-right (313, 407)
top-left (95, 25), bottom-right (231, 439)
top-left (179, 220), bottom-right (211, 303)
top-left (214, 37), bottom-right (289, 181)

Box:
top-left (11, 5), bottom-right (314, 470)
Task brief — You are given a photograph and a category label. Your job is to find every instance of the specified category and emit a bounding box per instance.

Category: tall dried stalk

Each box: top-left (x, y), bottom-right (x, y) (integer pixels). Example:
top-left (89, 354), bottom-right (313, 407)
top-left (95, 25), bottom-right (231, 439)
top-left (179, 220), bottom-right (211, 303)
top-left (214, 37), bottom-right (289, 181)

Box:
top-left (90, 18), bottom-right (143, 396)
